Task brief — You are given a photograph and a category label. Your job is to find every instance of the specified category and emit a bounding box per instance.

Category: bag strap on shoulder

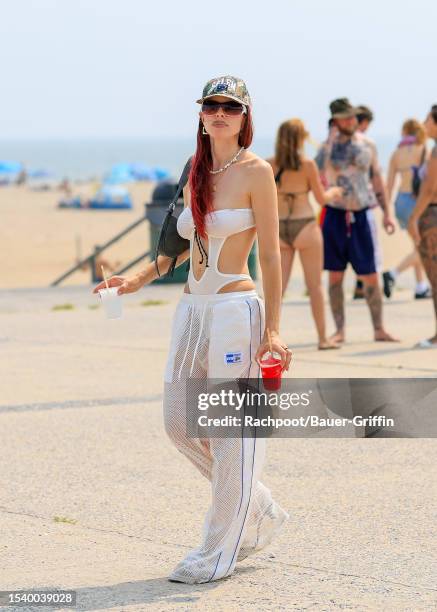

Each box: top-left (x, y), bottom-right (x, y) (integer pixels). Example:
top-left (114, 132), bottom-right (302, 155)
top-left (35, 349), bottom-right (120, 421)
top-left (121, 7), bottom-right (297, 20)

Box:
top-left (167, 156), bottom-right (193, 213)
top-left (155, 156), bottom-right (193, 278)
top-left (274, 167), bottom-right (284, 185)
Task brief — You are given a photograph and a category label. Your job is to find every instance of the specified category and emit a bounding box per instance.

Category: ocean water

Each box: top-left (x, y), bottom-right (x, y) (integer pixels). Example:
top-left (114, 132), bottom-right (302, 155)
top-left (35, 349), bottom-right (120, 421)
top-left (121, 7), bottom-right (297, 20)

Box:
top-left (0, 135), bottom-right (398, 181)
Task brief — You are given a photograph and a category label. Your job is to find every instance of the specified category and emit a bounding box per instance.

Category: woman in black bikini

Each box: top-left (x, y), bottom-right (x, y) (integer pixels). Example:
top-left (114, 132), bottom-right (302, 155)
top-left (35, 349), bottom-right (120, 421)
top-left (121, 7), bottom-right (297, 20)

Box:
top-left (267, 118), bottom-right (342, 350)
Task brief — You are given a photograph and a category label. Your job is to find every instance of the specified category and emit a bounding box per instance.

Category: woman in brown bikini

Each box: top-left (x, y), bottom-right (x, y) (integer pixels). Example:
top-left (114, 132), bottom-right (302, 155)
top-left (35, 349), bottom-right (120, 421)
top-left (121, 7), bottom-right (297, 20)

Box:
top-left (267, 118), bottom-right (342, 350)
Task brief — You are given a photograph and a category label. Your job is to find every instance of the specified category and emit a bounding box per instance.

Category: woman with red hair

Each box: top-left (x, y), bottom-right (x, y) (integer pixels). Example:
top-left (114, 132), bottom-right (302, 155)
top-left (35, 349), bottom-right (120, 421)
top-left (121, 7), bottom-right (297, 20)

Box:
top-left (93, 75), bottom-right (291, 583)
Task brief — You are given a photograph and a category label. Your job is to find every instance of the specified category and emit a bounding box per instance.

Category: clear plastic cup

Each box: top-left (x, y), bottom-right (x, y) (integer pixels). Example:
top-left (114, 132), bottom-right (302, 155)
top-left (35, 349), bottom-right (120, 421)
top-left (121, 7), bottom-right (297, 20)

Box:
top-left (260, 352), bottom-right (283, 391)
top-left (98, 287), bottom-right (123, 319)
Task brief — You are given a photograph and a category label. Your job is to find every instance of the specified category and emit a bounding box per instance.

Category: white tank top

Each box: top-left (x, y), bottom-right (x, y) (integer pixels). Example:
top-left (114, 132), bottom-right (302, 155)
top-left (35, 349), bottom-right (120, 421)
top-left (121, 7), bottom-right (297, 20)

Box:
top-left (177, 206), bottom-right (256, 294)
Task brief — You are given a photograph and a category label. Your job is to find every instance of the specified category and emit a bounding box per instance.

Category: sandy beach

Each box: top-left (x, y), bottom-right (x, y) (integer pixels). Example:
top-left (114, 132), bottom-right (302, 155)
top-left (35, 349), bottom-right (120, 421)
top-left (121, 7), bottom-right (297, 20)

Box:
top-left (2, 182), bottom-right (155, 288)
top-left (1, 182), bottom-right (421, 293)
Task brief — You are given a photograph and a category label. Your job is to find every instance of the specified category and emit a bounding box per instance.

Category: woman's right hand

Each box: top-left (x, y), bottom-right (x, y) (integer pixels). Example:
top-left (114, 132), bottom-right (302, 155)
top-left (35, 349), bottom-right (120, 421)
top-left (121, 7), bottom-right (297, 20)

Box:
top-left (327, 186), bottom-right (344, 202)
top-left (92, 274), bottom-right (144, 296)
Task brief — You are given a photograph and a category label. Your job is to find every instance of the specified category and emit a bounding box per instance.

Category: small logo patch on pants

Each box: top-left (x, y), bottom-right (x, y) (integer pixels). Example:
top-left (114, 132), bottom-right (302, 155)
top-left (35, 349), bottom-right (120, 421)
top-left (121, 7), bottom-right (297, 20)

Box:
top-left (224, 351), bottom-right (243, 365)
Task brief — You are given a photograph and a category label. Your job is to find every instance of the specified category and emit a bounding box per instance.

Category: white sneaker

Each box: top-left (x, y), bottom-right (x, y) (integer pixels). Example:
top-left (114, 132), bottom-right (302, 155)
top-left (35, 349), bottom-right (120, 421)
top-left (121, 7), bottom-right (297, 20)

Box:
top-left (237, 502), bottom-right (289, 562)
top-left (416, 338), bottom-right (437, 349)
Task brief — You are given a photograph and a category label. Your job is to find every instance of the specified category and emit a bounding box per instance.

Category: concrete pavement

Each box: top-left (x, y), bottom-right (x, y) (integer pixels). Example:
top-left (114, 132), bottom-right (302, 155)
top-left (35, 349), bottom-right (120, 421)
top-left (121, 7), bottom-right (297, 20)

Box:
top-left (1, 282), bottom-right (436, 611)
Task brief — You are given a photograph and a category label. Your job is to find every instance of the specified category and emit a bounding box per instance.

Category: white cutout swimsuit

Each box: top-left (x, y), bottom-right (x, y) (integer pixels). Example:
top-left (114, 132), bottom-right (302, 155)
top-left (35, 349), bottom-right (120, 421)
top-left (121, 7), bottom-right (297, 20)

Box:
top-left (177, 206), bottom-right (256, 295)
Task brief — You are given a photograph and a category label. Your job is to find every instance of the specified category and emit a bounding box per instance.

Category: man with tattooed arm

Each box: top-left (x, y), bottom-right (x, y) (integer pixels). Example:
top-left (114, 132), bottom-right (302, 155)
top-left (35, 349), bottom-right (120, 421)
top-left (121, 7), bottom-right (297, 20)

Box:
top-left (315, 98), bottom-right (399, 343)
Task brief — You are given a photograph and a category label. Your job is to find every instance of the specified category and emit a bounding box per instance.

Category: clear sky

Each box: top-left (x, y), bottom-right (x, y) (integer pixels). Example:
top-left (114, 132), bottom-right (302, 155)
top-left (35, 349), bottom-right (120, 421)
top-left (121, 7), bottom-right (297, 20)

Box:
top-left (1, 0), bottom-right (436, 142)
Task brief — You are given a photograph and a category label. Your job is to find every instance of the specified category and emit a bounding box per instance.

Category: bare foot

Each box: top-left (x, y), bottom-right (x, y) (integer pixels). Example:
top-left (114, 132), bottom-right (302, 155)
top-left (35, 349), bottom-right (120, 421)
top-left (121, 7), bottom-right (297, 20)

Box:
top-left (318, 339), bottom-right (342, 350)
top-left (329, 331), bottom-right (345, 344)
top-left (374, 329), bottom-right (400, 342)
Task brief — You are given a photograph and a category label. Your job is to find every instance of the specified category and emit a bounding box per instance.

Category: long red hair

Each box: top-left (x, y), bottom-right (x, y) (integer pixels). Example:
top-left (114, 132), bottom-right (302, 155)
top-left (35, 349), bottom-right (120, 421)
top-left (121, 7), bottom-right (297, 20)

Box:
top-left (188, 106), bottom-right (254, 238)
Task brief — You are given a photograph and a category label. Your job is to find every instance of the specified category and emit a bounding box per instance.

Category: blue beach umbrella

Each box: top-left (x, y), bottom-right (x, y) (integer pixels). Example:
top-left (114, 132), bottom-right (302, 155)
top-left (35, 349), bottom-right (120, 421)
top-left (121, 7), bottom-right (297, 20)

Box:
top-left (89, 184), bottom-right (133, 209)
top-left (130, 163), bottom-right (156, 180)
top-left (152, 166), bottom-right (171, 180)
top-left (104, 163), bottom-right (135, 184)
top-left (0, 160), bottom-right (23, 174)
top-left (27, 169), bottom-right (52, 178)
top-left (104, 162), bottom-right (171, 184)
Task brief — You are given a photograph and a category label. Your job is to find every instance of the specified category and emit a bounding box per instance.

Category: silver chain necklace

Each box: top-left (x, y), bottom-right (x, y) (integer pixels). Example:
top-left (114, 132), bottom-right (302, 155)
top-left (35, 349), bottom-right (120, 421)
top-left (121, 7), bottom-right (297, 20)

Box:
top-left (209, 146), bottom-right (245, 175)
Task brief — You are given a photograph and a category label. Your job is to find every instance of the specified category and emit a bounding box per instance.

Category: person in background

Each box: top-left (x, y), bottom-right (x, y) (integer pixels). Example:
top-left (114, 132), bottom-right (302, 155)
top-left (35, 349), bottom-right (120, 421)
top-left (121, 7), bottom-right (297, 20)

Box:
top-left (318, 119), bottom-right (336, 190)
top-left (267, 119), bottom-right (343, 349)
top-left (59, 177), bottom-right (73, 197)
top-left (353, 105), bottom-right (384, 300)
top-left (382, 119), bottom-right (430, 299)
top-left (316, 118), bottom-right (337, 229)
top-left (16, 166), bottom-right (27, 185)
top-left (315, 98), bottom-right (398, 343)
top-left (356, 105), bottom-right (374, 133)
top-left (408, 105), bottom-right (437, 348)
top-left (79, 252), bottom-right (121, 281)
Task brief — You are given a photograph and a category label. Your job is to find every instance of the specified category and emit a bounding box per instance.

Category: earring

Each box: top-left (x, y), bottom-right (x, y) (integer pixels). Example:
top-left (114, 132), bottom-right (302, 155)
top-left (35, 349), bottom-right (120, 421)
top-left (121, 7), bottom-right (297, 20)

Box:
top-left (202, 125), bottom-right (208, 135)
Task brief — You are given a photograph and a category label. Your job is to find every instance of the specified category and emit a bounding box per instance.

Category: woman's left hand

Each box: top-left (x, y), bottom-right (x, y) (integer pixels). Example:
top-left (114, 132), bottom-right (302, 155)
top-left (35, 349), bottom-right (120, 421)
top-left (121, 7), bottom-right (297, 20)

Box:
top-left (255, 330), bottom-right (292, 372)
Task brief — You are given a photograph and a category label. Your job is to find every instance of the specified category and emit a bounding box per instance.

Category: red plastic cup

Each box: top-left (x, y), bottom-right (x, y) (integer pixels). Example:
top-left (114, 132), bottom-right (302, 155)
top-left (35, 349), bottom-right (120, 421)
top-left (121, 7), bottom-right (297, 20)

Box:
top-left (260, 354), bottom-right (283, 391)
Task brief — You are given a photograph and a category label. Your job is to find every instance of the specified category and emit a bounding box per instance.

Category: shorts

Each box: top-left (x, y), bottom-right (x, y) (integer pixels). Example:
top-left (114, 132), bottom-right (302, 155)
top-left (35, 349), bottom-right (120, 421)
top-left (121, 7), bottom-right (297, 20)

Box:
top-left (395, 192), bottom-right (416, 229)
top-left (366, 207), bottom-right (382, 272)
top-left (322, 205), bottom-right (377, 275)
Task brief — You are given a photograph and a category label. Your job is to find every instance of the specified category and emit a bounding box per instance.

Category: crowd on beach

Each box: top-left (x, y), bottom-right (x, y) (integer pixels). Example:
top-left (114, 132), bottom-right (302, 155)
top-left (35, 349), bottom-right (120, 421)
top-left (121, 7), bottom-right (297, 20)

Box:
top-left (268, 99), bottom-right (437, 350)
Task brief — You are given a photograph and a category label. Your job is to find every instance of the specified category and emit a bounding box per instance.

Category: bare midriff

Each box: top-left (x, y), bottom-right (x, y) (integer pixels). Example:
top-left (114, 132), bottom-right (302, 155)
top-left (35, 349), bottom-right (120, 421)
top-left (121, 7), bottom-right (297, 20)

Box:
top-left (183, 226), bottom-right (256, 294)
top-left (183, 278), bottom-right (255, 294)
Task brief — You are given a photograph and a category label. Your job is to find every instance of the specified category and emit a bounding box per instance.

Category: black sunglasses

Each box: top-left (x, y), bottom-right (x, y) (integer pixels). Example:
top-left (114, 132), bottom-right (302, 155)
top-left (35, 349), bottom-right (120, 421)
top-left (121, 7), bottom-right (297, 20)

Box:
top-left (201, 100), bottom-right (247, 116)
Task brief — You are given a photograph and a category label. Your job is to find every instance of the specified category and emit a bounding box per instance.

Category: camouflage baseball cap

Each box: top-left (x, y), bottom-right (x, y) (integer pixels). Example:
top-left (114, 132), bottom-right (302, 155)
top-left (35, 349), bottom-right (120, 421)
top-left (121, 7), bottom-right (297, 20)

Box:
top-left (196, 75), bottom-right (251, 107)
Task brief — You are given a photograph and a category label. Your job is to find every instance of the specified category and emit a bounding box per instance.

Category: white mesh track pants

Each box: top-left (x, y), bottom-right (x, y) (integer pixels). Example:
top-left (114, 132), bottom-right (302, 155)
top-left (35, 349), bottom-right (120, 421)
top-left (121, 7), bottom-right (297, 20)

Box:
top-left (163, 290), bottom-right (289, 584)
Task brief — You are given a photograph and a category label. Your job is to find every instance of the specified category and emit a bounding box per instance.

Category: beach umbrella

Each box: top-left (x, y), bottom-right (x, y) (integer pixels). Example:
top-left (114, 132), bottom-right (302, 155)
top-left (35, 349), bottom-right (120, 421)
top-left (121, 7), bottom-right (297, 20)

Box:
top-left (152, 166), bottom-right (171, 180)
top-left (100, 185), bottom-right (130, 198)
top-left (89, 184), bottom-right (133, 209)
top-left (130, 163), bottom-right (156, 180)
top-left (0, 160), bottom-right (23, 174)
top-left (28, 169), bottom-right (52, 178)
top-left (104, 162), bottom-right (171, 184)
top-left (104, 163), bottom-right (135, 184)
top-left (130, 164), bottom-right (170, 181)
